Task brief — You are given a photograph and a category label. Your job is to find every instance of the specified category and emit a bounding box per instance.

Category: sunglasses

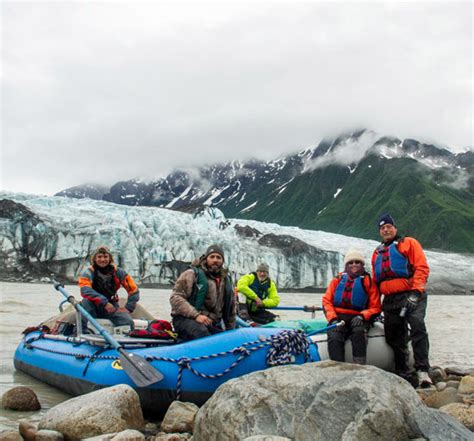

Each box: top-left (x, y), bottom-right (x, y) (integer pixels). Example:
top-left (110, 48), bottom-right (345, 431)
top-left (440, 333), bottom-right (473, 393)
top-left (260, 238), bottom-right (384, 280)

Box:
top-left (347, 261), bottom-right (363, 265)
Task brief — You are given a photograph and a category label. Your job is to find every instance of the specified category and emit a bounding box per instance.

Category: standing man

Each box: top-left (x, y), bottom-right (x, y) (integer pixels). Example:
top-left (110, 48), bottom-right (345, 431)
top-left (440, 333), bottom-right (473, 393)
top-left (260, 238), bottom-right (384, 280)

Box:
top-left (79, 245), bottom-right (139, 331)
top-left (323, 249), bottom-right (381, 365)
top-left (170, 244), bottom-right (236, 340)
top-left (372, 214), bottom-right (432, 387)
top-left (237, 263), bottom-right (280, 324)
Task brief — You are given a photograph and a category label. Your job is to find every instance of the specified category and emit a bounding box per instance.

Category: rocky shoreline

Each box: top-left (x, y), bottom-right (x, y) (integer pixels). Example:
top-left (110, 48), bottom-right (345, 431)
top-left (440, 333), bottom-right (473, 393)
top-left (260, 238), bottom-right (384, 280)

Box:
top-left (1, 362), bottom-right (473, 441)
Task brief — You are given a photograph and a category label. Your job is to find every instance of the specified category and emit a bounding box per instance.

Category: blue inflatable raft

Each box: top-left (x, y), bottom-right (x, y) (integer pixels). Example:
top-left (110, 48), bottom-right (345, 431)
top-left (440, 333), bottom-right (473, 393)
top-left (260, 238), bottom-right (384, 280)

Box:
top-left (14, 325), bottom-right (320, 416)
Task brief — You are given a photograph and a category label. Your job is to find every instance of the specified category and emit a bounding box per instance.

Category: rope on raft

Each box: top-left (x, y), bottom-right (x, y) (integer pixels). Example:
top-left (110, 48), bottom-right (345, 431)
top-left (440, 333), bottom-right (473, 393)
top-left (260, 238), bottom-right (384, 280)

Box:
top-left (25, 329), bottom-right (313, 400)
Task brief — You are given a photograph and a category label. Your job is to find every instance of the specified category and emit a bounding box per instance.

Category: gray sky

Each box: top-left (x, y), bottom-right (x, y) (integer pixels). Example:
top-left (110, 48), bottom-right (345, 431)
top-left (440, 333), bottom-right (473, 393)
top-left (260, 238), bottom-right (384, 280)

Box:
top-left (1, 1), bottom-right (472, 195)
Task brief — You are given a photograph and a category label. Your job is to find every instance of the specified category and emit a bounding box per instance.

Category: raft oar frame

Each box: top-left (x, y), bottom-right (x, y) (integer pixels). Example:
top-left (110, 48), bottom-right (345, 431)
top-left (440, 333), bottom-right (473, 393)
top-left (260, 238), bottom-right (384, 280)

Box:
top-left (53, 281), bottom-right (164, 387)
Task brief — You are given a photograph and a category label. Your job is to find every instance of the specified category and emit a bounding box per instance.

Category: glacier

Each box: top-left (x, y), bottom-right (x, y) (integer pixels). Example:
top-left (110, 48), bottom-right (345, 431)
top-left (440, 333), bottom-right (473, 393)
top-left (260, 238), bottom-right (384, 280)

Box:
top-left (0, 191), bottom-right (472, 294)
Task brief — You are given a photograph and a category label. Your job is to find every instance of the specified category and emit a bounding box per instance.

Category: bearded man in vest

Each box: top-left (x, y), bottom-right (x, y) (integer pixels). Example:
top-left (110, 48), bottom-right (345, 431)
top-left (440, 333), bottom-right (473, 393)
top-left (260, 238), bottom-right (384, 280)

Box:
top-left (170, 244), bottom-right (236, 341)
top-left (237, 263), bottom-right (280, 324)
top-left (78, 246), bottom-right (139, 331)
top-left (322, 249), bottom-right (381, 364)
top-left (372, 214), bottom-right (432, 387)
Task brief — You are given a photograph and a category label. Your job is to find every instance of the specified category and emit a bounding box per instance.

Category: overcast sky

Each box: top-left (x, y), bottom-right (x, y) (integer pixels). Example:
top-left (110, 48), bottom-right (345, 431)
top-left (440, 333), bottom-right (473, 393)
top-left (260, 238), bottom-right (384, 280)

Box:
top-left (1, 1), bottom-right (472, 195)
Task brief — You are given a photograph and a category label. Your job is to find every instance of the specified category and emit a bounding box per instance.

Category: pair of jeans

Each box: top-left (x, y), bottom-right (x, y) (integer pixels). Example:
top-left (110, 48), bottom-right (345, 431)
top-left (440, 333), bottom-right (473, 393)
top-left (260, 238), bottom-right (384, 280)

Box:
top-left (383, 293), bottom-right (430, 373)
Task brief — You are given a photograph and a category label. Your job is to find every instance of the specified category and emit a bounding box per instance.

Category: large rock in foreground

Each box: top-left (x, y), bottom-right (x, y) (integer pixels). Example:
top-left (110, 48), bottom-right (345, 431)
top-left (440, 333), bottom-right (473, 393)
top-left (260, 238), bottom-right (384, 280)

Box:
top-left (38, 384), bottom-right (145, 440)
top-left (194, 361), bottom-right (472, 441)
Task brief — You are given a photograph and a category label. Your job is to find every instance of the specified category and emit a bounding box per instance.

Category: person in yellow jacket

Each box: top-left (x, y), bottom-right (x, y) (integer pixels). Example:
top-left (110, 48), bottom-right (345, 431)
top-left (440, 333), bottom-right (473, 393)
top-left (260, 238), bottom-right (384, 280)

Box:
top-left (237, 263), bottom-right (280, 324)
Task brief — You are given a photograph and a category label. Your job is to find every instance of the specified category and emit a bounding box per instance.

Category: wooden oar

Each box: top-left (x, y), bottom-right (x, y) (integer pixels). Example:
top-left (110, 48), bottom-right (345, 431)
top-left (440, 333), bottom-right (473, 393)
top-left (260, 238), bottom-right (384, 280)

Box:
top-left (54, 282), bottom-right (163, 387)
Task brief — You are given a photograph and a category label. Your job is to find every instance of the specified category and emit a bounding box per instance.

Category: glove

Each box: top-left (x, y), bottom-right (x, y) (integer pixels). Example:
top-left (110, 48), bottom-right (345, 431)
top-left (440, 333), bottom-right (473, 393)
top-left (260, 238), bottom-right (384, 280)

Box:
top-left (404, 291), bottom-right (421, 313)
top-left (329, 317), bottom-right (339, 325)
top-left (351, 315), bottom-right (365, 327)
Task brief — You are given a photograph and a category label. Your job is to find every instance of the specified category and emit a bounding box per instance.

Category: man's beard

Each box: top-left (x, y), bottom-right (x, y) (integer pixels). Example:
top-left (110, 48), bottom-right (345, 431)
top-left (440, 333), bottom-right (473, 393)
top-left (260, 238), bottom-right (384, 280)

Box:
top-left (207, 264), bottom-right (222, 275)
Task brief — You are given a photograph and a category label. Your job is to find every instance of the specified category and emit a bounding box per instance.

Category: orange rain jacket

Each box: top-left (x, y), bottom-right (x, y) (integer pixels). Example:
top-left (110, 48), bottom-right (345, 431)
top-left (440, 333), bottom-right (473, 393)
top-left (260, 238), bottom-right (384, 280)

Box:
top-left (322, 273), bottom-right (381, 323)
top-left (79, 265), bottom-right (140, 312)
top-left (371, 237), bottom-right (429, 296)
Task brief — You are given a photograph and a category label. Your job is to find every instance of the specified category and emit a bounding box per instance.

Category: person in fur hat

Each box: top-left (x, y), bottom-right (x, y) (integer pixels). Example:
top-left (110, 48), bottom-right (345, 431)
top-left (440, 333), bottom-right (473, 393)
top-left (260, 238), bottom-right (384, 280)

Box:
top-left (78, 245), bottom-right (139, 331)
top-left (322, 248), bottom-right (381, 364)
top-left (170, 244), bottom-right (236, 340)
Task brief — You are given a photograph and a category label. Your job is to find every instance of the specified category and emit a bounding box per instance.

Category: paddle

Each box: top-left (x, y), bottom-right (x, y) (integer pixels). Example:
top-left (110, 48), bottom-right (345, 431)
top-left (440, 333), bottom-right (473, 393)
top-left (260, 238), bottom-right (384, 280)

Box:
top-left (236, 316), bottom-right (252, 327)
top-left (53, 282), bottom-right (163, 387)
top-left (306, 321), bottom-right (345, 336)
top-left (269, 305), bottom-right (323, 312)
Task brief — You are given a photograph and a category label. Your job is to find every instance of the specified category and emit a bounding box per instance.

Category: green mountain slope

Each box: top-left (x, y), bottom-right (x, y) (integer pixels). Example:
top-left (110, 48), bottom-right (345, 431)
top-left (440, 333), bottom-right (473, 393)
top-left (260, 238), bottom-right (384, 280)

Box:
top-left (225, 155), bottom-right (474, 253)
top-left (306, 155), bottom-right (474, 252)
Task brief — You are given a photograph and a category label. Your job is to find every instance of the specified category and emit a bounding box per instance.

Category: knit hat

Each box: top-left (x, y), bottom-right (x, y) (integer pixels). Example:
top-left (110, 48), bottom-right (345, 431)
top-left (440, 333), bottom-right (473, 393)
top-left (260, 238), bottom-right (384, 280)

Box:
top-left (377, 213), bottom-right (396, 229)
top-left (343, 249), bottom-right (365, 265)
top-left (90, 245), bottom-right (114, 265)
top-left (204, 244), bottom-right (225, 260)
top-left (256, 263), bottom-right (270, 273)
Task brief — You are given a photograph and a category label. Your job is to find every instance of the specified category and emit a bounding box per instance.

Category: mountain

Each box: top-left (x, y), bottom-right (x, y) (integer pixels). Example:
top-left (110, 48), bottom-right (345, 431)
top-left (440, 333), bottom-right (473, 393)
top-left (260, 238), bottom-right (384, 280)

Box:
top-left (56, 130), bottom-right (474, 253)
top-left (1, 192), bottom-right (472, 294)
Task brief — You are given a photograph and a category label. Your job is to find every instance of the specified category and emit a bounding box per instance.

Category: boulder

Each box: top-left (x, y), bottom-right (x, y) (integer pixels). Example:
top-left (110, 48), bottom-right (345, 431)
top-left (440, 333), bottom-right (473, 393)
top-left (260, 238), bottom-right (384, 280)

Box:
top-left (38, 384), bottom-right (144, 440)
top-left (18, 419), bottom-right (38, 440)
top-left (35, 429), bottom-right (64, 440)
top-left (436, 382), bottom-right (447, 392)
top-left (150, 434), bottom-right (192, 440)
top-left (429, 367), bottom-right (447, 384)
top-left (439, 403), bottom-right (474, 431)
top-left (459, 376), bottom-right (474, 395)
top-left (446, 381), bottom-right (460, 389)
top-left (194, 361), bottom-right (473, 441)
top-left (244, 437), bottom-right (291, 441)
top-left (161, 401), bottom-right (199, 433)
top-left (111, 429), bottom-right (145, 440)
top-left (424, 387), bottom-right (464, 409)
top-left (0, 430), bottom-right (23, 441)
top-left (1, 386), bottom-right (41, 411)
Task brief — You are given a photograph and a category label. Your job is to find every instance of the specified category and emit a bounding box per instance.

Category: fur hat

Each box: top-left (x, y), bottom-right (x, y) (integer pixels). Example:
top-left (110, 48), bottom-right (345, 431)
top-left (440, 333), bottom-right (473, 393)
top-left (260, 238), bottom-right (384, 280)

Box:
top-left (90, 245), bottom-right (114, 265)
top-left (256, 263), bottom-right (270, 273)
top-left (204, 244), bottom-right (225, 260)
top-left (377, 213), bottom-right (396, 229)
top-left (343, 249), bottom-right (365, 265)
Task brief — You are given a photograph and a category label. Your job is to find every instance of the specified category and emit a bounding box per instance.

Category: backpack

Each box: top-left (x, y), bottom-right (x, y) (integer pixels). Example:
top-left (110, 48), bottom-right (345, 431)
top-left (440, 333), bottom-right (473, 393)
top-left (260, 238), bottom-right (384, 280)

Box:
top-left (129, 319), bottom-right (177, 340)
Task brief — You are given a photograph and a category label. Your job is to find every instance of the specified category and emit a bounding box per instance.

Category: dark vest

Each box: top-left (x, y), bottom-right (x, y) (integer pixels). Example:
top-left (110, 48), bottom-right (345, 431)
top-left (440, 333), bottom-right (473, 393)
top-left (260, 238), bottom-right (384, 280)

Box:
top-left (333, 273), bottom-right (369, 311)
top-left (373, 241), bottom-right (411, 283)
top-left (91, 266), bottom-right (120, 300)
top-left (248, 272), bottom-right (271, 300)
top-left (189, 267), bottom-right (234, 324)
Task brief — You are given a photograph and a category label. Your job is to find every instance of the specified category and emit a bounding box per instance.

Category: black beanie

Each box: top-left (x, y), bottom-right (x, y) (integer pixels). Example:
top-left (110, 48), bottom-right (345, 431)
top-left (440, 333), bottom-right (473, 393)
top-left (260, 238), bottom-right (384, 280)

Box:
top-left (377, 213), bottom-right (396, 229)
top-left (204, 244), bottom-right (225, 260)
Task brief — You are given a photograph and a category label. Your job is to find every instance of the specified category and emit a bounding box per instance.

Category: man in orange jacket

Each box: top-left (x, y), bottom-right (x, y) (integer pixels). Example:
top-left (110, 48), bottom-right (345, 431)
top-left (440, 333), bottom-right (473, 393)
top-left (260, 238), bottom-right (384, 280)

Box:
top-left (372, 214), bottom-right (432, 387)
top-left (322, 248), bottom-right (381, 365)
top-left (78, 246), bottom-right (139, 332)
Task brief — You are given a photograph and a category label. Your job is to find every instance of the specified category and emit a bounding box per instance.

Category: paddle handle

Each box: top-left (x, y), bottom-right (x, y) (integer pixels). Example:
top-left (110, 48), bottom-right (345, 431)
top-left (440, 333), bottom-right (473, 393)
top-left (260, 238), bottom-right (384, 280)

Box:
top-left (54, 282), bottom-right (121, 350)
top-left (306, 320), bottom-right (345, 336)
top-left (269, 305), bottom-right (323, 312)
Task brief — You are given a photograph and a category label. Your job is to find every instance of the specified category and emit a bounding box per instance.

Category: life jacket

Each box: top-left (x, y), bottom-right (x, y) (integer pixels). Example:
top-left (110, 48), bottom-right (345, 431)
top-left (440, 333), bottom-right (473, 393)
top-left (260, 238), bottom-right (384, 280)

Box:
top-left (129, 320), bottom-right (176, 340)
top-left (189, 266), bottom-right (234, 324)
top-left (373, 240), bottom-right (412, 283)
top-left (248, 272), bottom-right (271, 301)
top-left (91, 265), bottom-right (121, 301)
top-left (333, 273), bottom-right (369, 311)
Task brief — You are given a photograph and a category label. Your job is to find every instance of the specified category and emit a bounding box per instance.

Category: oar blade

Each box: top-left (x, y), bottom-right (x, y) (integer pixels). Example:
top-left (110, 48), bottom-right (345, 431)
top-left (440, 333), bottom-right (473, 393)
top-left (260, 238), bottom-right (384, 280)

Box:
top-left (118, 350), bottom-right (164, 387)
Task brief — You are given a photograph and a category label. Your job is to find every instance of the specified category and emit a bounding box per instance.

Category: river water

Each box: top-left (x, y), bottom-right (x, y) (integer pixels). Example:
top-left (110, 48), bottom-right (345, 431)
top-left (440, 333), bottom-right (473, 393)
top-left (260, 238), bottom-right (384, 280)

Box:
top-left (1, 282), bottom-right (473, 430)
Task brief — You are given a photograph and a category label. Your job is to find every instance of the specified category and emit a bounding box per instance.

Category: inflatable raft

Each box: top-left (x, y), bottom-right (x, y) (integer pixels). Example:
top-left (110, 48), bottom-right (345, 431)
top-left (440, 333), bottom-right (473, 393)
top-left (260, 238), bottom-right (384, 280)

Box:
top-left (14, 325), bottom-right (319, 416)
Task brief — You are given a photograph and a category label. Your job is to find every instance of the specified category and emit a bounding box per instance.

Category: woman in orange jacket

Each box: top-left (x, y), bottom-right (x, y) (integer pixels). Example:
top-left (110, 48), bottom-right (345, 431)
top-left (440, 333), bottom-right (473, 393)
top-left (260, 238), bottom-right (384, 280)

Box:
top-left (322, 248), bottom-right (381, 364)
